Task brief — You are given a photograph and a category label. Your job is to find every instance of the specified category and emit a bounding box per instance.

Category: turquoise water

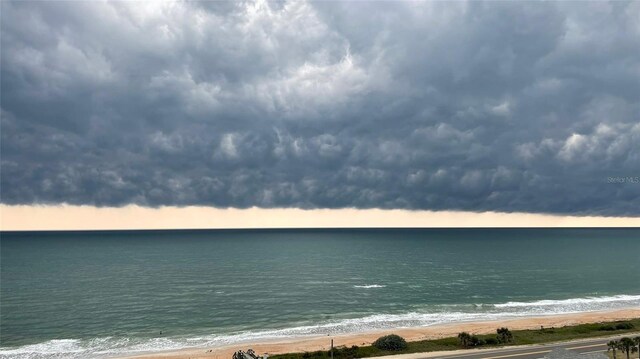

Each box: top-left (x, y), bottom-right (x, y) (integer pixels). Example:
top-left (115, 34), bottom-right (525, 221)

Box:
top-left (1, 228), bottom-right (639, 358)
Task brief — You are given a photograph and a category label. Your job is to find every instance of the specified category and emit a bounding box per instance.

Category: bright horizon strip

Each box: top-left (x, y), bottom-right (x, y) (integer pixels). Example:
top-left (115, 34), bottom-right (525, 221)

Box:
top-left (1, 204), bottom-right (638, 231)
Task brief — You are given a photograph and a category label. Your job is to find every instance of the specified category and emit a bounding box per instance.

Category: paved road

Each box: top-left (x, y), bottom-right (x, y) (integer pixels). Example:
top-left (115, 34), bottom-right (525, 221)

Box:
top-left (430, 335), bottom-right (639, 359)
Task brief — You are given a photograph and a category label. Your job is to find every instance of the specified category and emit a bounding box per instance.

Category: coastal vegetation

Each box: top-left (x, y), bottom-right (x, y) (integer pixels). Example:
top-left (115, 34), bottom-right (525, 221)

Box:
top-left (606, 336), bottom-right (640, 359)
top-left (497, 327), bottom-right (514, 343)
top-left (271, 319), bottom-right (640, 359)
top-left (618, 337), bottom-right (634, 359)
top-left (372, 334), bottom-right (407, 351)
top-left (457, 327), bottom-right (513, 348)
top-left (457, 332), bottom-right (478, 348)
top-left (608, 340), bottom-right (618, 359)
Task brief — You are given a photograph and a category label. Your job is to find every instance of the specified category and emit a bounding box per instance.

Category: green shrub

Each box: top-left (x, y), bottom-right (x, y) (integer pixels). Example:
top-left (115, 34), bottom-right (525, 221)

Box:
top-left (372, 334), bottom-right (407, 351)
top-left (599, 322), bottom-right (634, 331)
top-left (339, 346), bottom-right (359, 358)
top-left (458, 332), bottom-right (472, 347)
top-left (484, 337), bottom-right (498, 345)
top-left (329, 345), bottom-right (360, 359)
top-left (457, 332), bottom-right (483, 347)
top-left (497, 327), bottom-right (513, 343)
top-left (615, 322), bottom-right (634, 330)
top-left (599, 325), bottom-right (616, 331)
top-left (470, 336), bottom-right (482, 346)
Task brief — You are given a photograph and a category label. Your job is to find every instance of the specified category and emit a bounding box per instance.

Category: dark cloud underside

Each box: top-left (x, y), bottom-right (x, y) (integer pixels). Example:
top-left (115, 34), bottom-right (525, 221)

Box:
top-left (1, 1), bottom-right (639, 215)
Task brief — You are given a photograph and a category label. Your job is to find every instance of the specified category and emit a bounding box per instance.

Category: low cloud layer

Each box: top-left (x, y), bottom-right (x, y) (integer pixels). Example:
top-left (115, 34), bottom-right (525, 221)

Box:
top-left (1, 1), bottom-right (639, 215)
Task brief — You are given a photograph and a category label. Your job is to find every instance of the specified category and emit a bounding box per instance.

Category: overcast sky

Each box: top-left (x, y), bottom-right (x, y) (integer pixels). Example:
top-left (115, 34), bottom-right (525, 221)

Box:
top-left (1, 1), bottom-right (639, 216)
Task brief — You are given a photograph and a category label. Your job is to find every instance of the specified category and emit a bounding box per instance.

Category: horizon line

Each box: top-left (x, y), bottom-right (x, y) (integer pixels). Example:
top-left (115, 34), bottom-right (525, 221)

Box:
top-left (1, 226), bottom-right (637, 233)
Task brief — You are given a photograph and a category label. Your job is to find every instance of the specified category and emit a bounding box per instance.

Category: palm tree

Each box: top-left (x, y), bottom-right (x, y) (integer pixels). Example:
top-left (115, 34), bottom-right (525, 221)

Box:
top-left (458, 332), bottom-right (472, 347)
top-left (609, 340), bottom-right (619, 359)
top-left (619, 338), bottom-right (634, 359)
top-left (497, 327), bottom-right (513, 343)
top-left (632, 336), bottom-right (640, 359)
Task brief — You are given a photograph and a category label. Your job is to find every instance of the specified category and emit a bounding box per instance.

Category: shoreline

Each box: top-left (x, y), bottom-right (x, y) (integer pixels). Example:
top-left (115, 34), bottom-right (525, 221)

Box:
top-left (123, 308), bottom-right (640, 359)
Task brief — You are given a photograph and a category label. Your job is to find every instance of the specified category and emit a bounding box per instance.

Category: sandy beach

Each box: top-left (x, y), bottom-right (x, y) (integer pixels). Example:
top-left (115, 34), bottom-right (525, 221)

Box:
top-left (124, 308), bottom-right (640, 359)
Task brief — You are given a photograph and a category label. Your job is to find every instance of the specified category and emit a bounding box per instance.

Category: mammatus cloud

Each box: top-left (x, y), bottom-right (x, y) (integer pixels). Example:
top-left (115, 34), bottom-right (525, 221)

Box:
top-left (1, 1), bottom-right (639, 215)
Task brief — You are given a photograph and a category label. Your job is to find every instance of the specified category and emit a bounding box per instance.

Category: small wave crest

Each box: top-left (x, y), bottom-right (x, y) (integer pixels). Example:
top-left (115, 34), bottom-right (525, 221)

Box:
top-left (2, 294), bottom-right (638, 359)
top-left (494, 294), bottom-right (640, 311)
top-left (354, 284), bottom-right (386, 288)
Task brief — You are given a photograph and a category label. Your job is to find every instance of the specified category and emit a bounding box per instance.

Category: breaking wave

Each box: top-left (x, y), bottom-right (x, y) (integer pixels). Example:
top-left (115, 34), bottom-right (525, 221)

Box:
top-left (1, 294), bottom-right (638, 359)
top-left (494, 294), bottom-right (640, 309)
top-left (354, 284), bottom-right (386, 288)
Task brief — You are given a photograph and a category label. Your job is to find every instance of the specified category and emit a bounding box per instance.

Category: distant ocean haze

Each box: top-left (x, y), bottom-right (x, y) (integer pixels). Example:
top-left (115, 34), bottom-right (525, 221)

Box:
top-left (1, 228), bottom-right (639, 358)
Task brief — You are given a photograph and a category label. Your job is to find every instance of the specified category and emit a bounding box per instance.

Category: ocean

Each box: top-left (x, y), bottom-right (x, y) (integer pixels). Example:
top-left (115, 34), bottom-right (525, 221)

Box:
top-left (1, 228), bottom-right (639, 358)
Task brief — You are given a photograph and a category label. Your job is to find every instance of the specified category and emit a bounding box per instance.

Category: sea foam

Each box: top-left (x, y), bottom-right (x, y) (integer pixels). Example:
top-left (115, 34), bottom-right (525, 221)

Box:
top-left (1, 294), bottom-right (638, 359)
top-left (494, 294), bottom-right (640, 308)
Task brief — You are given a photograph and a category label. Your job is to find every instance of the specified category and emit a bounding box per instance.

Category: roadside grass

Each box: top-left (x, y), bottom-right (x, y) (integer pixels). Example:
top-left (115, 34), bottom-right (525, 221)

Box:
top-left (269, 319), bottom-right (640, 359)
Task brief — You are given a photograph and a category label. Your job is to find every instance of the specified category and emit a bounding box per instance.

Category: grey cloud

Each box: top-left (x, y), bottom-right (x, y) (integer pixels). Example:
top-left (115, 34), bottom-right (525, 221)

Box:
top-left (1, 0), bottom-right (639, 215)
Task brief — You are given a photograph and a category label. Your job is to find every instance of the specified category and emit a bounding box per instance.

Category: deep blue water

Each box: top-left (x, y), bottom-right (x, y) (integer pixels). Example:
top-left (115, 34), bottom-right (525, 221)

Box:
top-left (1, 228), bottom-right (639, 358)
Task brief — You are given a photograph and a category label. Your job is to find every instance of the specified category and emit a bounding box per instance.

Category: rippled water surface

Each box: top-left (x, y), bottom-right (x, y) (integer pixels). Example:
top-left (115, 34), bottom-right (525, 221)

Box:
top-left (1, 228), bottom-right (639, 358)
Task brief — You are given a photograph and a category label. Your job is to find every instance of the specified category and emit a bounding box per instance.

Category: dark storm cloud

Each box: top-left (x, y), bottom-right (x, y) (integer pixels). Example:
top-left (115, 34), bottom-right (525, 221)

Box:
top-left (1, 1), bottom-right (639, 215)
